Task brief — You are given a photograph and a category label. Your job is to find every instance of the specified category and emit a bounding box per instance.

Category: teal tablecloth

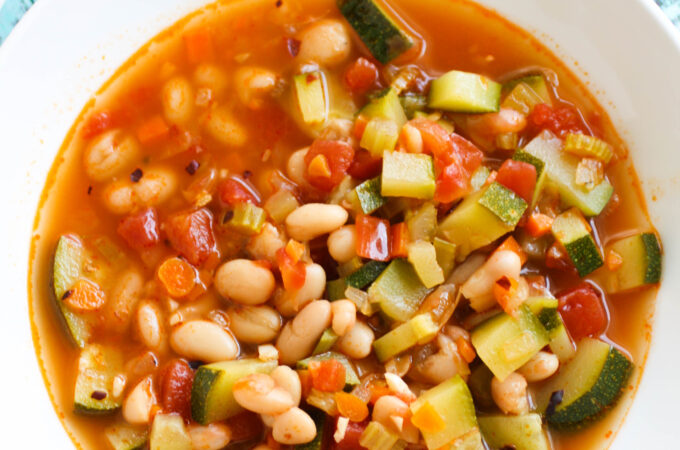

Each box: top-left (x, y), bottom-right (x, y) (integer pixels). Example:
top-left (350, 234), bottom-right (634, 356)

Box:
top-left (0, 0), bottom-right (679, 44)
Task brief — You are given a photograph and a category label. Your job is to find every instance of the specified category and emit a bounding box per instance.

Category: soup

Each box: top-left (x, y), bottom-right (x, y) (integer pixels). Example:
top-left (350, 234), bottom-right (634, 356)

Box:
top-left (28, 0), bottom-right (662, 449)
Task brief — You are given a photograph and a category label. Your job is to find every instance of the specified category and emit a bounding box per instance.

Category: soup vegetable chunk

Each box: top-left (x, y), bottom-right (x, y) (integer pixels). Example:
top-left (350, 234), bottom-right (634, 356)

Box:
top-left (30, 0), bottom-right (663, 449)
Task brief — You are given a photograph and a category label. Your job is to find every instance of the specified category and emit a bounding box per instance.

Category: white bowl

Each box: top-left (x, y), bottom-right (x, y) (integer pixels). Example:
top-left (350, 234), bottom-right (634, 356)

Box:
top-left (0, 0), bottom-right (678, 448)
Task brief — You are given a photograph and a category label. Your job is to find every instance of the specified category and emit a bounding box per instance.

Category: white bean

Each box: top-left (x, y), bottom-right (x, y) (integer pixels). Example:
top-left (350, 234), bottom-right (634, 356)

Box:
top-left (297, 19), bottom-right (351, 67)
top-left (188, 423), bottom-right (232, 450)
top-left (232, 373), bottom-right (295, 415)
top-left (331, 300), bottom-right (356, 336)
top-left (162, 76), bottom-right (194, 125)
top-left (102, 167), bottom-right (178, 215)
top-left (271, 365), bottom-right (302, 406)
top-left (105, 268), bottom-right (144, 333)
top-left (372, 395), bottom-right (409, 432)
top-left (228, 305), bottom-right (282, 344)
top-left (461, 250), bottom-right (522, 311)
top-left (215, 259), bottom-right (276, 305)
top-left (286, 203), bottom-right (348, 241)
top-left (246, 222), bottom-right (286, 265)
top-left (122, 375), bottom-right (156, 425)
top-left (274, 263), bottom-right (326, 317)
top-left (287, 147), bottom-right (310, 187)
top-left (234, 66), bottom-right (278, 109)
top-left (193, 64), bottom-right (228, 97)
top-left (83, 129), bottom-right (140, 182)
top-left (327, 225), bottom-right (357, 263)
top-left (272, 407), bottom-right (316, 445)
top-left (491, 372), bottom-right (529, 415)
top-left (337, 321), bottom-right (374, 359)
top-left (204, 106), bottom-right (248, 147)
top-left (136, 301), bottom-right (164, 350)
top-left (170, 320), bottom-right (239, 363)
top-left (276, 300), bottom-right (332, 365)
top-left (518, 351), bottom-right (559, 382)
top-left (411, 334), bottom-right (469, 385)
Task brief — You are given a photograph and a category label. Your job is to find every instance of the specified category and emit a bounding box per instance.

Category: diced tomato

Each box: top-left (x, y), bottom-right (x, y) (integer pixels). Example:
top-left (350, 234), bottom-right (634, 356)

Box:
top-left (332, 419), bottom-right (369, 450)
top-left (348, 149), bottom-right (382, 180)
top-left (183, 28), bottom-right (214, 63)
top-left (528, 103), bottom-right (588, 137)
top-left (449, 134), bottom-right (484, 173)
top-left (136, 115), bottom-right (170, 145)
top-left (304, 140), bottom-right (355, 192)
top-left (217, 177), bottom-right (260, 206)
top-left (308, 359), bottom-right (346, 392)
top-left (355, 215), bottom-right (391, 262)
top-left (164, 208), bottom-right (219, 266)
top-left (545, 242), bottom-right (575, 272)
top-left (158, 359), bottom-right (194, 421)
top-left (411, 118), bottom-right (451, 162)
top-left (557, 282), bottom-right (609, 341)
top-left (390, 222), bottom-right (409, 258)
top-left (82, 111), bottom-right (116, 139)
top-left (276, 247), bottom-right (306, 291)
top-left (496, 160), bottom-right (537, 203)
top-left (117, 207), bottom-right (160, 251)
top-left (434, 160), bottom-right (469, 204)
top-left (344, 57), bottom-right (379, 95)
top-left (228, 411), bottom-right (264, 442)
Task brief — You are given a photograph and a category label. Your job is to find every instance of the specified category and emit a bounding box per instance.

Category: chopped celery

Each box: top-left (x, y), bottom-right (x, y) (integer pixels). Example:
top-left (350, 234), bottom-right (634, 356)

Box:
top-left (501, 82), bottom-right (545, 115)
top-left (428, 70), bottom-right (502, 113)
top-left (297, 352), bottom-right (360, 386)
top-left (405, 202), bottom-right (437, 242)
top-left (381, 151), bottom-right (435, 199)
top-left (434, 237), bottom-right (457, 278)
top-left (264, 189), bottom-right (299, 223)
top-left (478, 182), bottom-right (527, 227)
top-left (226, 203), bottom-right (266, 235)
top-left (373, 313), bottom-right (438, 362)
top-left (408, 241), bottom-right (444, 288)
top-left (294, 71), bottom-right (327, 124)
top-left (360, 88), bottom-right (407, 127)
top-left (313, 328), bottom-right (339, 355)
top-left (522, 130), bottom-right (613, 216)
top-left (410, 376), bottom-right (481, 450)
top-left (400, 93), bottom-right (428, 119)
top-left (337, 256), bottom-right (364, 278)
top-left (355, 177), bottom-right (387, 214)
top-left (360, 118), bottom-right (400, 156)
top-left (470, 166), bottom-right (491, 191)
top-left (359, 421), bottom-right (402, 450)
top-left (564, 133), bottom-right (614, 164)
top-left (552, 208), bottom-right (603, 277)
top-left (502, 74), bottom-right (552, 105)
top-left (479, 414), bottom-right (549, 450)
top-left (345, 285), bottom-right (378, 316)
top-left (368, 259), bottom-right (429, 322)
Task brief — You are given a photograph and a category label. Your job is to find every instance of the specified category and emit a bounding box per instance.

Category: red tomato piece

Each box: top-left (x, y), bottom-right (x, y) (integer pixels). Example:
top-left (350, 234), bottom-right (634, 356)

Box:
top-left (309, 359), bottom-right (346, 392)
top-left (434, 161), bottom-right (469, 204)
top-left (332, 419), bottom-right (369, 450)
top-left (348, 149), bottom-right (382, 180)
top-left (164, 208), bottom-right (219, 266)
top-left (496, 160), bottom-right (537, 203)
top-left (158, 359), bottom-right (194, 421)
top-left (217, 177), bottom-right (260, 206)
top-left (528, 103), bottom-right (588, 137)
top-left (117, 207), bottom-right (160, 251)
top-left (276, 247), bottom-right (306, 291)
top-left (344, 57), bottom-right (379, 94)
top-left (411, 118), bottom-right (452, 163)
top-left (304, 140), bottom-right (355, 192)
top-left (355, 215), bottom-right (391, 262)
top-left (449, 134), bottom-right (484, 174)
top-left (82, 111), bottom-right (115, 139)
top-left (557, 282), bottom-right (608, 341)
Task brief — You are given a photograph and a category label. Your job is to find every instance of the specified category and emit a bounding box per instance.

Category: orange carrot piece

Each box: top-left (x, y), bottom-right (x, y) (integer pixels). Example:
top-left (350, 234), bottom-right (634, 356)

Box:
top-left (307, 154), bottom-right (332, 179)
top-left (606, 249), bottom-right (623, 271)
top-left (284, 239), bottom-right (306, 264)
top-left (157, 257), bottom-right (197, 298)
top-left (493, 275), bottom-right (521, 316)
top-left (335, 392), bottom-right (369, 422)
top-left (494, 236), bottom-right (527, 265)
top-left (309, 359), bottom-right (346, 392)
top-left (390, 222), bottom-right (409, 258)
top-left (411, 402), bottom-right (445, 434)
top-left (526, 212), bottom-right (554, 238)
top-left (353, 115), bottom-right (368, 140)
top-left (63, 279), bottom-right (106, 312)
top-left (136, 115), bottom-right (169, 144)
top-left (456, 337), bottom-right (476, 364)
top-left (298, 369), bottom-right (313, 399)
top-left (183, 28), bottom-right (214, 63)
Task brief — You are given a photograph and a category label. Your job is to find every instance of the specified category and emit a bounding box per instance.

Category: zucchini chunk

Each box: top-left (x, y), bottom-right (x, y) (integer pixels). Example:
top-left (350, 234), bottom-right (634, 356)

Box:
top-left (407, 240), bottom-right (444, 288)
top-left (294, 71), bottom-right (328, 125)
top-left (428, 70), bottom-right (502, 113)
top-left (74, 344), bottom-right (123, 414)
top-left (325, 260), bottom-right (388, 301)
top-left (150, 414), bottom-right (191, 450)
top-left (355, 177), bottom-right (386, 214)
top-left (479, 413), bottom-right (549, 450)
top-left (191, 359), bottom-right (277, 424)
top-left (471, 305), bottom-right (549, 381)
top-left (360, 88), bottom-right (407, 125)
top-left (552, 208), bottom-right (603, 277)
top-left (512, 149), bottom-right (548, 207)
top-left (359, 421), bottom-right (401, 449)
top-left (373, 313), bottom-right (439, 362)
top-left (502, 74), bottom-right (553, 106)
top-left (536, 338), bottom-right (633, 430)
top-left (367, 258), bottom-right (429, 322)
top-left (105, 423), bottom-right (148, 450)
top-left (410, 375), bottom-right (483, 450)
top-left (381, 151), bottom-right (436, 199)
top-left (433, 237), bottom-right (456, 278)
top-left (361, 118), bottom-right (400, 156)
top-left (524, 297), bottom-right (576, 363)
top-left (337, 0), bottom-right (414, 64)
top-left (606, 232), bottom-right (662, 293)
top-left (297, 352), bottom-right (360, 387)
top-left (522, 130), bottom-right (613, 216)
top-left (313, 328), bottom-right (340, 355)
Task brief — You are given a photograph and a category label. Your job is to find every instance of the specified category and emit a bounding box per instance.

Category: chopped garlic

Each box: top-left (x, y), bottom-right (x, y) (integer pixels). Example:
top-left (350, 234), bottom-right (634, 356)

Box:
top-left (334, 416), bottom-right (349, 443)
top-left (258, 344), bottom-right (279, 361)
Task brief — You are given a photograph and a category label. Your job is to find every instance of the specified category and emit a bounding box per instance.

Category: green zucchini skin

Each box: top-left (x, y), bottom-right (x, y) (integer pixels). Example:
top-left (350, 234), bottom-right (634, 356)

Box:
top-left (338, 0), bottom-right (413, 64)
top-left (478, 182), bottom-right (528, 227)
top-left (565, 235), bottom-right (604, 278)
top-left (295, 409), bottom-right (329, 450)
top-left (641, 233), bottom-right (662, 284)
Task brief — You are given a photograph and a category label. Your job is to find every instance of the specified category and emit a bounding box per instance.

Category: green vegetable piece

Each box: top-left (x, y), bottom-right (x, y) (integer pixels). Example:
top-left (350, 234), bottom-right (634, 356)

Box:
top-left (478, 182), bottom-right (528, 227)
top-left (501, 82), bottom-right (545, 116)
top-left (381, 151), bottom-right (435, 199)
top-left (471, 306), bottom-right (550, 381)
top-left (399, 93), bottom-right (428, 119)
top-left (563, 133), bottom-right (614, 164)
top-left (326, 278), bottom-right (349, 301)
top-left (512, 149), bottom-right (548, 207)
top-left (479, 413), bottom-right (549, 450)
top-left (502, 74), bottom-right (552, 105)
top-left (105, 424), bottom-right (148, 450)
top-left (227, 202), bottom-right (266, 235)
top-left (346, 260), bottom-right (389, 288)
top-left (264, 189), bottom-right (300, 224)
top-left (406, 202), bottom-right (437, 242)
top-left (360, 118), bottom-right (400, 156)
top-left (359, 420), bottom-right (402, 450)
top-left (368, 259), bottom-right (429, 322)
top-left (191, 359), bottom-right (277, 424)
top-left (535, 338), bottom-right (632, 430)
top-left (522, 130), bottom-right (613, 216)
top-left (337, 257), bottom-right (363, 278)
top-left (294, 71), bottom-right (327, 124)
top-left (552, 208), bottom-right (603, 277)
top-left (313, 328), bottom-right (340, 355)
top-left (410, 375), bottom-right (482, 450)
top-left (434, 237), bottom-right (456, 278)
top-left (606, 232), bottom-right (662, 293)
top-left (74, 344), bottom-right (123, 414)
top-left (150, 414), bottom-right (191, 450)
top-left (428, 70), bottom-right (501, 113)
top-left (523, 297), bottom-right (576, 362)
top-left (295, 409), bottom-right (328, 450)
top-left (360, 88), bottom-right (407, 126)
top-left (297, 352), bottom-right (360, 387)
top-left (337, 0), bottom-right (414, 64)
top-left (373, 313), bottom-right (438, 362)
top-left (407, 241), bottom-right (444, 288)
top-left (467, 364), bottom-right (495, 410)
top-left (355, 177), bottom-right (387, 214)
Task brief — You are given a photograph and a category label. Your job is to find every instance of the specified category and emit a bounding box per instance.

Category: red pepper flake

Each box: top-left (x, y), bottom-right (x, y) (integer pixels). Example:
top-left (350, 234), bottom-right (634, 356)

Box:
top-left (61, 290), bottom-right (73, 300)
top-left (185, 160), bottom-right (200, 175)
top-left (545, 390), bottom-right (564, 418)
top-left (91, 390), bottom-right (107, 400)
top-left (130, 168), bottom-right (143, 183)
top-left (275, 0), bottom-right (283, 7)
top-left (87, 186), bottom-right (92, 195)
top-left (243, 170), bottom-right (252, 179)
top-left (286, 37), bottom-right (301, 57)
